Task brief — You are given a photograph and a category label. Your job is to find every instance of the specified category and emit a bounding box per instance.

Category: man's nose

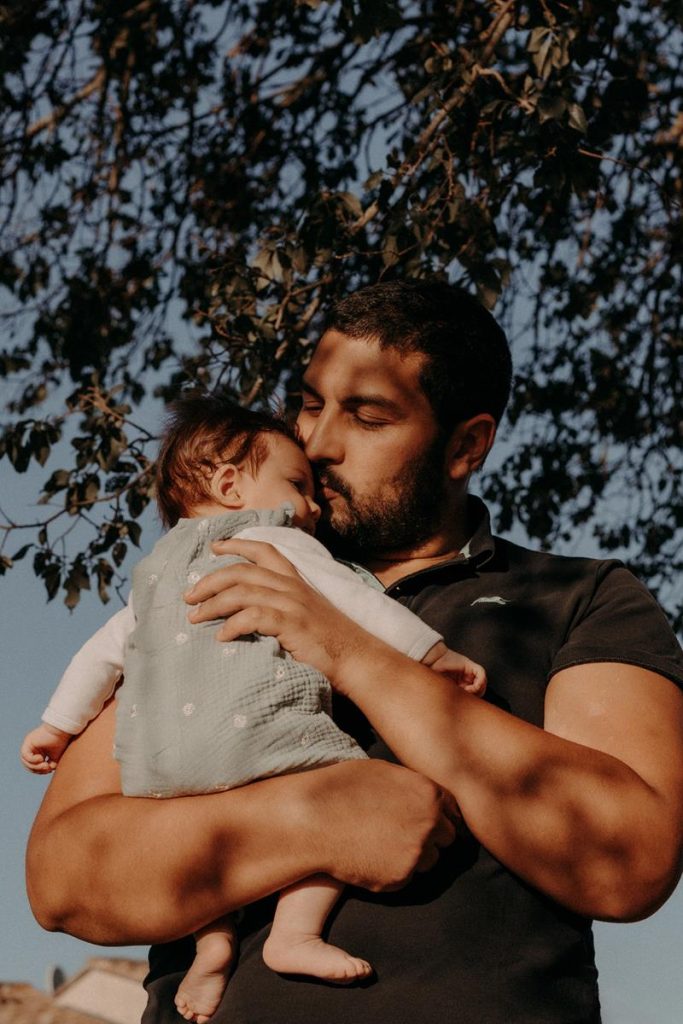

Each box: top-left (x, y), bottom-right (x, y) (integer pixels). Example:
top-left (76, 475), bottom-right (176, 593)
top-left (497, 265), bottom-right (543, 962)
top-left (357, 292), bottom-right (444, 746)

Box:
top-left (303, 413), bottom-right (343, 463)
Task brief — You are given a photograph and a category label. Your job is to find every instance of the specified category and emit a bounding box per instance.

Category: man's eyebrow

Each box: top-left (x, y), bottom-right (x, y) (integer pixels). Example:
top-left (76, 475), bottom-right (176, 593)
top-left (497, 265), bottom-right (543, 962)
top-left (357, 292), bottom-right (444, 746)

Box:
top-left (300, 381), bottom-right (322, 400)
top-left (300, 380), bottom-right (404, 416)
top-left (344, 394), bottom-right (403, 415)
top-left (301, 378), bottom-right (405, 413)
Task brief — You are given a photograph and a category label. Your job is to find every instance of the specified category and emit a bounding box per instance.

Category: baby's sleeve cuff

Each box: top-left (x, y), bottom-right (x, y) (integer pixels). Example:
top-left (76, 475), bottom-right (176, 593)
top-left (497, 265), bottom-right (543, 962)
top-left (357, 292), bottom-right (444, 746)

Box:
top-left (41, 708), bottom-right (84, 735)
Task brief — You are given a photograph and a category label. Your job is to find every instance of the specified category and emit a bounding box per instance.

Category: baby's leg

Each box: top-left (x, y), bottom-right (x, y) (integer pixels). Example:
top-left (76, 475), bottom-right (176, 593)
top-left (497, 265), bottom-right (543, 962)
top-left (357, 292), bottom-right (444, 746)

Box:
top-left (175, 915), bottom-right (237, 1023)
top-left (263, 875), bottom-right (372, 982)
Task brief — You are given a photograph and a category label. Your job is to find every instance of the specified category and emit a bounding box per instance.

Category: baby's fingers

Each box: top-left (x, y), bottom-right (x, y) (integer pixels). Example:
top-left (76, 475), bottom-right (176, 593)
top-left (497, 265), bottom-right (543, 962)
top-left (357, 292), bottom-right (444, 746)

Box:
top-left (461, 662), bottom-right (487, 696)
top-left (20, 741), bottom-right (40, 766)
top-left (21, 750), bottom-right (56, 773)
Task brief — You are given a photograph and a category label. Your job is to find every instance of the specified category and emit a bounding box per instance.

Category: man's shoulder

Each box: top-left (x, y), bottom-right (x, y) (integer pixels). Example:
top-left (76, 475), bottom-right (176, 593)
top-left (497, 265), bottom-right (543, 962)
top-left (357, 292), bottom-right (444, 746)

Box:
top-left (486, 534), bottom-right (683, 688)
top-left (487, 534), bottom-right (667, 622)
top-left (491, 532), bottom-right (624, 584)
top-left (469, 498), bottom-right (626, 589)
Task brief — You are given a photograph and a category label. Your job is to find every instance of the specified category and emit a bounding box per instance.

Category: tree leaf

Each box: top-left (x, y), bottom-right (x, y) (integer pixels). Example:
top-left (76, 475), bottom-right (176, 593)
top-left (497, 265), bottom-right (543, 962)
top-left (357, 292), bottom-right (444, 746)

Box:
top-left (568, 102), bottom-right (588, 134)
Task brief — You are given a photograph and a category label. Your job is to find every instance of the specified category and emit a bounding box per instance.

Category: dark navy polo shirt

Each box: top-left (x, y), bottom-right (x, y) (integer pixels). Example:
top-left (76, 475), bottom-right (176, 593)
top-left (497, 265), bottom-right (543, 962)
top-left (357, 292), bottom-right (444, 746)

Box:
top-left (144, 499), bottom-right (683, 1024)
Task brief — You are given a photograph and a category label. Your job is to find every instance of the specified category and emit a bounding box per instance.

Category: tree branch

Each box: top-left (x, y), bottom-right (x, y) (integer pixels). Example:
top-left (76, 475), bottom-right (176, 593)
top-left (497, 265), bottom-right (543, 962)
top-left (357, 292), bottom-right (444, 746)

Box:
top-left (25, 67), bottom-right (106, 139)
top-left (350, 0), bottom-right (517, 234)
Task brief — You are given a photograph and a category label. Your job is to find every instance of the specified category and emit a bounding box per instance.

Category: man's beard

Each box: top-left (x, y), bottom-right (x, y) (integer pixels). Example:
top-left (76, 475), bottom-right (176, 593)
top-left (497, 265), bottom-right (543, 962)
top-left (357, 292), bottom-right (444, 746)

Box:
top-left (314, 435), bottom-right (448, 561)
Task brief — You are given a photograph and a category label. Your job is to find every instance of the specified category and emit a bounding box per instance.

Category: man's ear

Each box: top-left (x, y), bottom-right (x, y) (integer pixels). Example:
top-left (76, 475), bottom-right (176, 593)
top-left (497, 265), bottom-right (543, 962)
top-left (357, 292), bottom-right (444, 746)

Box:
top-left (210, 463), bottom-right (244, 509)
top-left (445, 414), bottom-right (497, 482)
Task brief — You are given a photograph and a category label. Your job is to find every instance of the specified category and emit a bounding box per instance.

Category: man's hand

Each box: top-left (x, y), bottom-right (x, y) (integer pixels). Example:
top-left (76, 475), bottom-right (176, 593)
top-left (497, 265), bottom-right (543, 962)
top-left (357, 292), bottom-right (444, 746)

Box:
top-left (185, 537), bottom-right (367, 686)
top-left (301, 759), bottom-right (459, 891)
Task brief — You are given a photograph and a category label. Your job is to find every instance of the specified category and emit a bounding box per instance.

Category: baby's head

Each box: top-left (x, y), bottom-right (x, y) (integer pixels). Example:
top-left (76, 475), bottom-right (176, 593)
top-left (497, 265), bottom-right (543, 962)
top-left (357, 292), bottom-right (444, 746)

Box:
top-left (155, 391), bottom-right (320, 534)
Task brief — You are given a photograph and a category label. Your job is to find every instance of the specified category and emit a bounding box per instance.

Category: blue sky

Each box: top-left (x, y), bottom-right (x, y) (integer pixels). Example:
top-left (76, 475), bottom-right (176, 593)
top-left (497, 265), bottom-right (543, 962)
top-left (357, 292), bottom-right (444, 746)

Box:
top-left (2, 451), bottom-right (683, 1022)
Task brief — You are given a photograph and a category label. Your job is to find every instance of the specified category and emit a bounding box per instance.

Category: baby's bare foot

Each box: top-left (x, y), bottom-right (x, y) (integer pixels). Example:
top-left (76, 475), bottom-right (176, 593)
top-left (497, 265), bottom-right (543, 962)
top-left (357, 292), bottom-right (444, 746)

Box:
top-left (263, 932), bottom-right (372, 983)
top-left (175, 926), bottom-right (236, 1023)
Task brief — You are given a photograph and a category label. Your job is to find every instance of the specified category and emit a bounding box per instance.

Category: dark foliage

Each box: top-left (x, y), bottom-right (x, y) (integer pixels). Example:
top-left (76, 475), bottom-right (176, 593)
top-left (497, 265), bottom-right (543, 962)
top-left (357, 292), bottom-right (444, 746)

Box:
top-left (0, 1), bottom-right (681, 624)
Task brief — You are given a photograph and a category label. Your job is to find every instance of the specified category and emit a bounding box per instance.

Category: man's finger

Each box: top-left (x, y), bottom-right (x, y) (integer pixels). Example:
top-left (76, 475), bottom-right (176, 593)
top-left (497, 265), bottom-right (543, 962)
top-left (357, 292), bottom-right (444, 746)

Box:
top-left (415, 844), bottom-right (441, 874)
top-left (215, 608), bottom-right (282, 643)
top-left (211, 538), bottom-right (301, 578)
top-left (184, 562), bottom-right (296, 604)
top-left (432, 812), bottom-right (457, 850)
top-left (187, 582), bottom-right (294, 624)
top-left (441, 789), bottom-right (463, 824)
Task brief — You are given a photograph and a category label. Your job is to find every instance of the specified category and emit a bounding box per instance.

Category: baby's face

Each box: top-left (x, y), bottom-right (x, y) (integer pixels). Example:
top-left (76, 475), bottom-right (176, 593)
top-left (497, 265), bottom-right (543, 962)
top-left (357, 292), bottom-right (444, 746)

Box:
top-left (240, 434), bottom-right (321, 534)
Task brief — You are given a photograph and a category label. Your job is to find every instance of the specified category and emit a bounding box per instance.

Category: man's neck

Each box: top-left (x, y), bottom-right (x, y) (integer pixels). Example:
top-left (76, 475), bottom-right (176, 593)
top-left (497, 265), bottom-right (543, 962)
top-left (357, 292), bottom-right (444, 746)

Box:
top-left (365, 500), bottom-right (472, 588)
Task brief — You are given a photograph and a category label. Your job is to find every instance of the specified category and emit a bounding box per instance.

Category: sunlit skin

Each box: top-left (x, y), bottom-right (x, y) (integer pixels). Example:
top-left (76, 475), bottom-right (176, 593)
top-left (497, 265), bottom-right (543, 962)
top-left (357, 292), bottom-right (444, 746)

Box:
top-left (184, 328), bottom-right (683, 922)
top-left (192, 433), bottom-right (321, 536)
top-left (24, 324), bottom-right (683, 972)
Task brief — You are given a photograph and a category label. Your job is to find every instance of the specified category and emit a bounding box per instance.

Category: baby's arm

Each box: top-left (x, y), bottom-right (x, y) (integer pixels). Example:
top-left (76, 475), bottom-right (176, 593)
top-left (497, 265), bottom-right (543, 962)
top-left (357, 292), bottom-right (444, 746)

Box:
top-left (233, 526), bottom-right (485, 693)
top-left (21, 602), bottom-right (133, 773)
top-left (421, 641), bottom-right (487, 695)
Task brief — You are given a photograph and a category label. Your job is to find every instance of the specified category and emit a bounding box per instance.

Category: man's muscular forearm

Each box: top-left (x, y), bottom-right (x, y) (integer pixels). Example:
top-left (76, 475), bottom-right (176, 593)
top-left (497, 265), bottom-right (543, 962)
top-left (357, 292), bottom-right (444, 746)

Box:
top-left (330, 638), bottom-right (683, 922)
top-left (27, 700), bottom-right (455, 944)
top-left (27, 702), bottom-right (320, 943)
top-left (184, 552), bottom-right (683, 925)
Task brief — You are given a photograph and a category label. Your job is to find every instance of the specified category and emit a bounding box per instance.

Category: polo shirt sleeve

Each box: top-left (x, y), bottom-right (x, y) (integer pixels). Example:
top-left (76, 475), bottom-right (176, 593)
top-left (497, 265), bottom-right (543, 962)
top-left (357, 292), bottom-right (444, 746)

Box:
top-left (549, 561), bottom-right (683, 689)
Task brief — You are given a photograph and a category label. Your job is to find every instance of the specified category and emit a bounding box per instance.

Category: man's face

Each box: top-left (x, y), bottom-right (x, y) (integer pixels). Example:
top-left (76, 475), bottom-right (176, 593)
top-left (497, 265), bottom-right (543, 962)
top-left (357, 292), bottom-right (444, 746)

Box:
top-left (296, 330), bottom-right (448, 557)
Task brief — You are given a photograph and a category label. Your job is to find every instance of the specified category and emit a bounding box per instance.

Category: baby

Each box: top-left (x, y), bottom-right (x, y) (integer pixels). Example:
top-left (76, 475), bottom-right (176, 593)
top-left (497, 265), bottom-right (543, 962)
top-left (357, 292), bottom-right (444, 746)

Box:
top-left (22, 392), bottom-right (485, 1023)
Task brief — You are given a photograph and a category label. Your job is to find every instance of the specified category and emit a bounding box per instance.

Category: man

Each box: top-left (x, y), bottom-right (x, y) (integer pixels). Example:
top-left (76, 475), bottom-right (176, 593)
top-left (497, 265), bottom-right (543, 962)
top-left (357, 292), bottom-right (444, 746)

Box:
top-left (27, 281), bottom-right (683, 1023)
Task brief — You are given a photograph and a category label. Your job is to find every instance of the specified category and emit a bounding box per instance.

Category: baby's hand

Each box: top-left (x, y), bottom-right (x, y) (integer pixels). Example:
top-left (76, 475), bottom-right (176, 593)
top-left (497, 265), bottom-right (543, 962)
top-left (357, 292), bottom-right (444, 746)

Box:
top-left (423, 642), bottom-right (487, 696)
top-left (20, 724), bottom-right (72, 774)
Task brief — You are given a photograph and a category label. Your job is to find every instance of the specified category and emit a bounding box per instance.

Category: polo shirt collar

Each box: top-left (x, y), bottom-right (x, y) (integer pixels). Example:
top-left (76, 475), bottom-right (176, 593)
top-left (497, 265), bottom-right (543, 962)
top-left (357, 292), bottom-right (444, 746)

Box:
top-left (459, 495), bottom-right (496, 569)
top-left (382, 496), bottom-right (497, 597)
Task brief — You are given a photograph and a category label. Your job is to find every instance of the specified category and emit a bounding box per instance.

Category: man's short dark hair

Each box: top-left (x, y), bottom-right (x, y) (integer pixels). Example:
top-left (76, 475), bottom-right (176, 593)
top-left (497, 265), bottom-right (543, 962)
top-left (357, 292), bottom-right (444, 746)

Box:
top-left (155, 391), bottom-right (295, 529)
top-left (326, 280), bottom-right (512, 431)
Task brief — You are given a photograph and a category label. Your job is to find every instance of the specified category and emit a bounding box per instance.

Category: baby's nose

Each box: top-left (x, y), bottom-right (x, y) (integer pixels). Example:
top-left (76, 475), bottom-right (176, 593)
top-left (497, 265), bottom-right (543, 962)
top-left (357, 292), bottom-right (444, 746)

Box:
top-left (307, 496), bottom-right (321, 522)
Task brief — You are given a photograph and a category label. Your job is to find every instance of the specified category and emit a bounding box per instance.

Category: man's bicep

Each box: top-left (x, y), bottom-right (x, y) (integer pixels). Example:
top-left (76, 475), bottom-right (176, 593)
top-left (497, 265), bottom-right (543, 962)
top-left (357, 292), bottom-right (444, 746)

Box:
top-left (35, 699), bottom-right (121, 825)
top-left (545, 663), bottom-right (683, 803)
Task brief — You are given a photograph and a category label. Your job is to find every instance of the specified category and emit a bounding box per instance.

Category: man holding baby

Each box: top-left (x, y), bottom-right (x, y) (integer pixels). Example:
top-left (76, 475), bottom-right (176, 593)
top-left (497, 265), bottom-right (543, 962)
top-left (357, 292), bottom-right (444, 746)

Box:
top-left (27, 280), bottom-right (683, 1023)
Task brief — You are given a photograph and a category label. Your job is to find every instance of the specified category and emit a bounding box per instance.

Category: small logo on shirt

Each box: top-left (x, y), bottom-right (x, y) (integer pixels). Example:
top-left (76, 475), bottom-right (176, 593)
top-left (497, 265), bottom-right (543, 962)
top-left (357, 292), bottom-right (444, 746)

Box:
top-left (470, 596), bottom-right (509, 606)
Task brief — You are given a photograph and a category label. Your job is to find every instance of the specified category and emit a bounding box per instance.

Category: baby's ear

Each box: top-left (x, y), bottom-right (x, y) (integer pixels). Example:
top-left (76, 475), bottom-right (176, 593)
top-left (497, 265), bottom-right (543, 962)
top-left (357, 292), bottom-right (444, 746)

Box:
top-left (210, 463), bottom-right (244, 509)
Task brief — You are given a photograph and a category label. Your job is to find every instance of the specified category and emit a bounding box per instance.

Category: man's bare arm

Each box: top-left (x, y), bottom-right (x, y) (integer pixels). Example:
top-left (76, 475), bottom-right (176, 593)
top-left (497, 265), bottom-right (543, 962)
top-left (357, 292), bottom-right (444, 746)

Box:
top-left (338, 650), bottom-right (683, 921)
top-left (27, 700), bottom-right (456, 944)
top-left (188, 546), bottom-right (683, 922)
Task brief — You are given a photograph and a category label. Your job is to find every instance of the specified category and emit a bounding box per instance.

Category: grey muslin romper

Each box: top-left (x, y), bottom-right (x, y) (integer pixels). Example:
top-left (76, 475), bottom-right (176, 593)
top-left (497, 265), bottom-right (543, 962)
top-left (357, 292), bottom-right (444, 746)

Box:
top-left (114, 506), bottom-right (366, 798)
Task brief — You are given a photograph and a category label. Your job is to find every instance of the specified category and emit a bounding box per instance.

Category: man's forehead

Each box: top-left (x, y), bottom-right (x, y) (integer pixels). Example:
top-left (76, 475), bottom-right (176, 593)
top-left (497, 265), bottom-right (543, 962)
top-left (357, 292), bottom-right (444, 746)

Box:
top-left (303, 329), bottom-right (427, 399)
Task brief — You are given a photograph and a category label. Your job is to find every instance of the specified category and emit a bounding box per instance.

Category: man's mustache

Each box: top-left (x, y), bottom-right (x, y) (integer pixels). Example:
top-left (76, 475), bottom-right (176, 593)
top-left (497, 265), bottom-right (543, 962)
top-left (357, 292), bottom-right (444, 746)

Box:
top-left (315, 469), bottom-right (354, 502)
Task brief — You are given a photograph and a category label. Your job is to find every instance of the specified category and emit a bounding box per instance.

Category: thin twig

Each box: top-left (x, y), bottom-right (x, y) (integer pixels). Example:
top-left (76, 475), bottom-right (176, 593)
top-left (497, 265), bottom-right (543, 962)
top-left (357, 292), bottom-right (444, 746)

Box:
top-left (26, 67), bottom-right (106, 139)
top-left (577, 148), bottom-right (680, 209)
top-left (349, 1), bottom-right (517, 234)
